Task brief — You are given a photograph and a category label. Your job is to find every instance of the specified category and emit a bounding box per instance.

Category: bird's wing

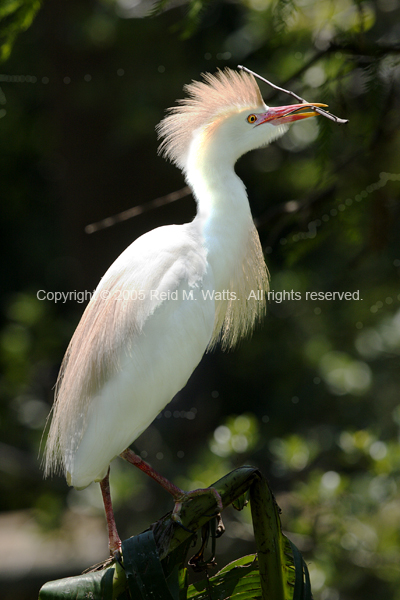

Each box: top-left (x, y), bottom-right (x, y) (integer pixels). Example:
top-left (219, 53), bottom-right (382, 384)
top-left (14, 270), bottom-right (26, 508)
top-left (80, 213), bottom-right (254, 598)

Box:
top-left (44, 222), bottom-right (211, 478)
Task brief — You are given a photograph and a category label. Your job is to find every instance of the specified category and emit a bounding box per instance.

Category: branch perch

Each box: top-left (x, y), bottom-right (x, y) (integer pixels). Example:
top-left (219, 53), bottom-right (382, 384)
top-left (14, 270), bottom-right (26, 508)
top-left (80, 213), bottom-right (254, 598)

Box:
top-left (38, 467), bottom-right (312, 600)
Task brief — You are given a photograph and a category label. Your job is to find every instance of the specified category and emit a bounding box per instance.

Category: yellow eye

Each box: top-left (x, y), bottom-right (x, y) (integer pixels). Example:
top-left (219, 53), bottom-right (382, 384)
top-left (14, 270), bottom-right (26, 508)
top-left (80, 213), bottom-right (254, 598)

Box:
top-left (247, 114), bottom-right (257, 124)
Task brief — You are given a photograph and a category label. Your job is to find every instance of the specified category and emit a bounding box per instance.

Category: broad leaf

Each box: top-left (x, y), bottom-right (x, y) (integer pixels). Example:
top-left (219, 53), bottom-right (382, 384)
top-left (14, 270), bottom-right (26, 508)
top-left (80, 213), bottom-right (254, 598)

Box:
top-left (38, 567), bottom-right (114, 600)
top-left (186, 555), bottom-right (262, 600)
top-left (122, 530), bottom-right (178, 600)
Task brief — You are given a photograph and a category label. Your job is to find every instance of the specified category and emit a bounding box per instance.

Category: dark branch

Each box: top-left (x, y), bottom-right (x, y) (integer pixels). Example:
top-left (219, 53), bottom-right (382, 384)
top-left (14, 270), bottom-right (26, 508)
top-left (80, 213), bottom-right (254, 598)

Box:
top-left (85, 186), bottom-right (192, 234)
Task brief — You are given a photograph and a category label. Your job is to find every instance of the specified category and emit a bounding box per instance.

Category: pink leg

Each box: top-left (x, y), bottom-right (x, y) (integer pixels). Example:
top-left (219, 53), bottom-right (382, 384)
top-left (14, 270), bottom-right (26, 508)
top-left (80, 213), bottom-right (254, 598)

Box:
top-left (120, 448), bottom-right (223, 522)
top-left (120, 448), bottom-right (185, 499)
top-left (100, 468), bottom-right (121, 556)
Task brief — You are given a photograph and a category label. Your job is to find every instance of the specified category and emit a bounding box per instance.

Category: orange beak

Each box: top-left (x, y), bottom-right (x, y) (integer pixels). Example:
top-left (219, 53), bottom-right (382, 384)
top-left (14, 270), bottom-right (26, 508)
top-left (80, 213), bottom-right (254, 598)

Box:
top-left (258, 103), bottom-right (328, 125)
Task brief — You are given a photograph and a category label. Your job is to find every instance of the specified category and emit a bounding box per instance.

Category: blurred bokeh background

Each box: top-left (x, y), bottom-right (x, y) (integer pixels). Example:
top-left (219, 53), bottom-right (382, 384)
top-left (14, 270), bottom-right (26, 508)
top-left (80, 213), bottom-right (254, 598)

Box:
top-left (0, 0), bottom-right (399, 598)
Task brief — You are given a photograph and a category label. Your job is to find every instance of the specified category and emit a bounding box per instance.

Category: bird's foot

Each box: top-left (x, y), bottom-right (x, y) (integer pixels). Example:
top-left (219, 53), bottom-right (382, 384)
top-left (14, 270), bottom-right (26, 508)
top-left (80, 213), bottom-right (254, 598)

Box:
top-left (120, 450), bottom-right (224, 532)
top-left (171, 487), bottom-right (223, 531)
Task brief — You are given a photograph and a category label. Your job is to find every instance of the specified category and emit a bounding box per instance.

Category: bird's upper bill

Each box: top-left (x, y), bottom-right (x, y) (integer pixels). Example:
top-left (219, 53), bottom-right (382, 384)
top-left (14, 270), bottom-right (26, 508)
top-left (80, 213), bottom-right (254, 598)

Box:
top-left (256, 103), bottom-right (328, 125)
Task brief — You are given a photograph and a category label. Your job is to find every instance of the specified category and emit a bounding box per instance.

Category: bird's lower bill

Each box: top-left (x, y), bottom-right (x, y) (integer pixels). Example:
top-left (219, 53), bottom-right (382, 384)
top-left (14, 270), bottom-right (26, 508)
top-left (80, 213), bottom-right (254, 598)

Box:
top-left (259, 102), bottom-right (328, 125)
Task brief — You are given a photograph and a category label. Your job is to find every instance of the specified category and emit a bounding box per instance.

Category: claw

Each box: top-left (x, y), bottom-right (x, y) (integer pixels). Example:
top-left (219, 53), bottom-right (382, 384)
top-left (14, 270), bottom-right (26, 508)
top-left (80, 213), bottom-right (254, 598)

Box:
top-left (215, 513), bottom-right (225, 538)
top-left (171, 512), bottom-right (197, 534)
top-left (113, 548), bottom-right (124, 568)
top-left (170, 487), bottom-right (223, 532)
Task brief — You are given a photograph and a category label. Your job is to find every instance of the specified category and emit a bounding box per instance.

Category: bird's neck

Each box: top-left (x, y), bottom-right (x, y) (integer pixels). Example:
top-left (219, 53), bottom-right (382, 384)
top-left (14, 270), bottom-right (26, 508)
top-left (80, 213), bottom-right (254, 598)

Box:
top-left (186, 156), bottom-right (253, 291)
top-left (185, 150), bottom-right (269, 351)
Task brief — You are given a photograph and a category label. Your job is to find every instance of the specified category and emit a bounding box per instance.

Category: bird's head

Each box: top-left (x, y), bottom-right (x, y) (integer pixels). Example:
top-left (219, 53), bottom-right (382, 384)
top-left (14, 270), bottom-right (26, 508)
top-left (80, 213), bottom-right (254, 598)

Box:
top-left (157, 68), bottom-right (326, 171)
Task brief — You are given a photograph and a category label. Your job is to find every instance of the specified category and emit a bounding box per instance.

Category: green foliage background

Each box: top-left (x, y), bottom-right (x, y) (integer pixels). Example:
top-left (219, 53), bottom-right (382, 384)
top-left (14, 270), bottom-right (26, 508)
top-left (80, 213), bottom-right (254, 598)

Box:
top-left (0, 0), bottom-right (399, 599)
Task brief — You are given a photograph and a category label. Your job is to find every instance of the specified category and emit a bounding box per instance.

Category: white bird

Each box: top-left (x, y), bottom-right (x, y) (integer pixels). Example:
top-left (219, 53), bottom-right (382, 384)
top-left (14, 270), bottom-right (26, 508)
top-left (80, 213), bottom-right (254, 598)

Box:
top-left (44, 68), bottom-right (324, 555)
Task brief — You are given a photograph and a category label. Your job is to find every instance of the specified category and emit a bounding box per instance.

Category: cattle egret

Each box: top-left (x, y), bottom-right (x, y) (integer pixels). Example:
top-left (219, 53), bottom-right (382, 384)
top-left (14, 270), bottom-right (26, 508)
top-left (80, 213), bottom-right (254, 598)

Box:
top-left (44, 69), bottom-right (325, 555)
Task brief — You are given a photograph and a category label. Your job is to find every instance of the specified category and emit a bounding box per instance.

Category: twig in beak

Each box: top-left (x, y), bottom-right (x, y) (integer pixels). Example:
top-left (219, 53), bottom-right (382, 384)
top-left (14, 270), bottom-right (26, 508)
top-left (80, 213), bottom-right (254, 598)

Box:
top-left (238, 65), bottom-right (349, 125)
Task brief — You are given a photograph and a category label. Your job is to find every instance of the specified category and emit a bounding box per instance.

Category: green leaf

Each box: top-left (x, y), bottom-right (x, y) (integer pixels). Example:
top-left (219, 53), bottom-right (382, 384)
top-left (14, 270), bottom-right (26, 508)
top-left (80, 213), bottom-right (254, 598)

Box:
top-left (184, 541), bottom-right (309, 600)
top-left (0, 0), bottom-right (42, 62)
top-left (38, 567), bottom-right (114, 599)
top-left (250, 477), bottom-right (313, 600)
top-left (288, 539), bottom-right (312, 600)
top-left (232, 493), bottom-right (248, 511)
top-left (250, 476), bottom-right (287, 599)
top-left (122, 530), bottom-right (178, 600)
top-left (186, 554), bottom-right (262, 600)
